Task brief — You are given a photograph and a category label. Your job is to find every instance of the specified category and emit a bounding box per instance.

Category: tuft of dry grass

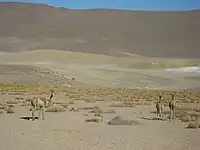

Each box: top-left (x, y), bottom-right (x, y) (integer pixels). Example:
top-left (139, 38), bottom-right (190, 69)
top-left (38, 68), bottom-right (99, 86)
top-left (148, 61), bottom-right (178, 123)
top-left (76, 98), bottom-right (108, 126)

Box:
top-left (88, 106), bottom-right (102, 114)
top-left (103, 109), bottom-right (116, 114)
top-left (0, 105), bottom-right (4, 110)
top-left (15, 97), bottom-right (24, 100)
top-left (193, 108), bottom-right (200, 112)
top-left (7, 104), bottom-right (15, 108)
top-left (6, 107), bottom-right (15, 114)
top-left (69, 107), bottom-right (79, 112)
top-left (20, 101), bottom-right (31, 107)
top-left (180, 115), bottom-right (192, 122)
top-left (187, 122), bottom-right (200, 129)
top-left (0, 103), bottom-right (5, 110)
top-left (0, 110), bottom-right (4, 114)
top-left (46, 105), bottom-right (66, 112)
top-left (83, 98), bottom-right (95, 103)
top-left (68, 100), bottom-right (74, 105)
top-left (85, 118), bottom-right (103, 123)
top-left (108, 116), bottom-right (141, 125)
top-left (108, 103), bottom-right (125, 108)
top-left (6, 100), bottom-right (19, 105)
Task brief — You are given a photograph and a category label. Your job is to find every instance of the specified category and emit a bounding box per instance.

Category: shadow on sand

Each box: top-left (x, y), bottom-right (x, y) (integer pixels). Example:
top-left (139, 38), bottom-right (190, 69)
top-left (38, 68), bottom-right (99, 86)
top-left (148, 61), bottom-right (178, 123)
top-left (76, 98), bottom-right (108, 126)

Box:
top-left (20, 116), bottom-right (39, 120)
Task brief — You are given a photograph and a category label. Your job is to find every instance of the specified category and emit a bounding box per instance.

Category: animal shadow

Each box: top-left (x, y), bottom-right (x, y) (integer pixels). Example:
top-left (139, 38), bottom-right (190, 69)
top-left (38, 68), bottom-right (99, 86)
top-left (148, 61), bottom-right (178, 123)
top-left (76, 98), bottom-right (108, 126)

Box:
top-left (20, 116), bottom-right (39, 120)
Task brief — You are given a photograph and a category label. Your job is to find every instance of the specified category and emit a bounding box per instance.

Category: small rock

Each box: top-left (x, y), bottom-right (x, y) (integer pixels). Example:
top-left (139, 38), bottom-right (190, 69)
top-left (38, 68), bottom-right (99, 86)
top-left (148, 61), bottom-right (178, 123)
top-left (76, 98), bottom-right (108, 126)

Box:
top-left (187, 122), bottom-right (198, 129)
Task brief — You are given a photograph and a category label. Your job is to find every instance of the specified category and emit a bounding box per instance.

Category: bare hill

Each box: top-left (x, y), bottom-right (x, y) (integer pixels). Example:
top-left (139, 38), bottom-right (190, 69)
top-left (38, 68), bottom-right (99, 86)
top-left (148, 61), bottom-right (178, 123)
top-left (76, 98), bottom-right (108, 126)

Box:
top-left (0, 2), bottom-right (200, 58)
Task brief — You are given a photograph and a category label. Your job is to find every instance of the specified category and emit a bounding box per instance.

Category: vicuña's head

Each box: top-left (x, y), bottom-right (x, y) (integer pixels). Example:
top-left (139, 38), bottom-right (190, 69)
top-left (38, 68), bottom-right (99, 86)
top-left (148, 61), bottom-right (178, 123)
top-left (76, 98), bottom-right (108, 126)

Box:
top-left (50, 89), bottom-right (55, 94)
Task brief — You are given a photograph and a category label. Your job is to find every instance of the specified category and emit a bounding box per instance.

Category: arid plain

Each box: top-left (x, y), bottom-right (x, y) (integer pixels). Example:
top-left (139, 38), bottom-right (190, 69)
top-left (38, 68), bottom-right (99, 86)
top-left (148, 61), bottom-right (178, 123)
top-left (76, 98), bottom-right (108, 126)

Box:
top-left (1, 50), bottom-right (200, 150)
top-left (1, 2), bottom-right (200, 150)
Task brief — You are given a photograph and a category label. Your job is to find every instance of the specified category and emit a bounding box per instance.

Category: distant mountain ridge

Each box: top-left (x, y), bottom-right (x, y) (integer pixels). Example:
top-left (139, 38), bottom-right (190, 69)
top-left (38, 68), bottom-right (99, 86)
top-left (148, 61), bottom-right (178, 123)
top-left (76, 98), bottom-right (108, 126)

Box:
top-left (0, 2), bottom-right (200, 58)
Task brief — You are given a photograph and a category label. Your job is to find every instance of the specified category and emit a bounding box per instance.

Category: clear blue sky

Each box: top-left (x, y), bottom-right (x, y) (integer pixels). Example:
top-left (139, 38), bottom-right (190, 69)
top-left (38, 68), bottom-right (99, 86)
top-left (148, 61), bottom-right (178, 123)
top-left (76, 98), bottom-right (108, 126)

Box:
top-left (0, 0), bottom-right (200, 11)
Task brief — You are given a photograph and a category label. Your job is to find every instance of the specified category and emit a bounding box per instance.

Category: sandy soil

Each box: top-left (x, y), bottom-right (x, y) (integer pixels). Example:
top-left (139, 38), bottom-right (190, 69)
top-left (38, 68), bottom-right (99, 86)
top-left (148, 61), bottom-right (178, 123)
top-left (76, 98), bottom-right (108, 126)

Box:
top-left (1, 92), bottom-right (200, 150)
top-left (0, 50), bottom-right (200, 150)
top-left (0, 50), bottom-right (200, 90)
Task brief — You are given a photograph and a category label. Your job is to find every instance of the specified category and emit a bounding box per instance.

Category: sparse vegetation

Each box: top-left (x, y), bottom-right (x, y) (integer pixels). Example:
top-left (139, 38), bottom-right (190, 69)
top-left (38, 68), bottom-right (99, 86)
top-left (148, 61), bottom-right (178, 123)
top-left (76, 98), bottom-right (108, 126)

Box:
top-left (85, 118), bottom-right (103, 123)
top-left (187, 122), bottom-right (200, 129)
top-left (46, 105), bottom-right (66, 112)
top-left (6, 107), bottom-right (15, 114)
top-left (108, 116), bottom-right (141, 125)
top-left (0, 110), bottom-right (3, 114)
top-left (6, 100), bottom-right (19, 105)
top-left (0, 103), bottom-right (5, 110)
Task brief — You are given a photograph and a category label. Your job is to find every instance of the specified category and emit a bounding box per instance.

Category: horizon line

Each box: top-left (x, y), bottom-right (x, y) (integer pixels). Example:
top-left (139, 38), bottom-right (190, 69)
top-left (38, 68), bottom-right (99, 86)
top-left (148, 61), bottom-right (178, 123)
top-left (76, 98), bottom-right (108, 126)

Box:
top-left (0, 1), bottom-right (200, 12)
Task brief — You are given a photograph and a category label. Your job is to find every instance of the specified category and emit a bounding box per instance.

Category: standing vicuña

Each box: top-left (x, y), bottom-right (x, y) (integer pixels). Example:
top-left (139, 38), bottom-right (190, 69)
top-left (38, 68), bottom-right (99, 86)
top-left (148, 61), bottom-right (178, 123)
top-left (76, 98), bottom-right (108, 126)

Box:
top-left (30, 90), bottom-right (55, 120)
top-left (169, 94), bottom-right (176, 120)
top-left (156, 95), bottom-right (164, 119)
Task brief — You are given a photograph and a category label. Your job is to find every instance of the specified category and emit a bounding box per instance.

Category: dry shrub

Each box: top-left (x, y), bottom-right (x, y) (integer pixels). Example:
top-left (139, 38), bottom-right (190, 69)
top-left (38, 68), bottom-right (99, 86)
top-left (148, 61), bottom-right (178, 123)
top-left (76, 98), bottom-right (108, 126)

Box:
top-left (95, 97), bottom-right (105, 102)
top-left (88, 106), bottom-right (102, 114)
top-left (6, 107), bottom-right (15, 114)
top-left (68, 95), bottom-right (77, 99)
top-left (108, 116), bottom-right (141, 125)
top-left (123, 102), bottom-right (136, 107)
top-left (21, 101), bottom-right (31, 107)
top-left (69, 107), bottom-right (79, 112)
top-left (187, 122), bottom-right (199, 129)
top-left (0, 110), bottom-right (3, 114)
top-left (85, 118), bottom-right (103, 123)
top-left (0, 105), bottom-right (4, 110)
top-left (59, 103), bottom-right (68, 108)
top-left (8, 104), bottom-right (15, 108)
top-left (46, 105), bottom-right (66, 112)
top-left (0, 103), bottom-right (5, 110)
top-left (94, 112), bottom-right (102, 117)
top-left (25, 98), bottom-right (32, 102)
top-left (180, 115), bottom-right (192, 122)
top-left (175, 110), bottom-right (188, 118)
top-left (15, 97), bottom-right (24, 100)
top-left (6, 100), bottom-right (18, 105)
top-left (193, 108), bottom-right (200, 112)
top-left (134, 102), bottom-right (144, 106)
top-left (143, 102), bottom-right (152, 106)
top-left (176, 107), bottom-right (193, 112)
top-left (103, 109), bottom-right (116, 114)
top-left (80, 106), bottom-right (99, 110)
top-left (84, 99), bottom-right (95, 103)
top-left (53, 101), bottom-right (68, 108)
top-left (109, 103), bottom-right (125, 108)
top-left (68, 100), bottom-right (74, 105)
top-left (188, 112), bottom-right (200, 118)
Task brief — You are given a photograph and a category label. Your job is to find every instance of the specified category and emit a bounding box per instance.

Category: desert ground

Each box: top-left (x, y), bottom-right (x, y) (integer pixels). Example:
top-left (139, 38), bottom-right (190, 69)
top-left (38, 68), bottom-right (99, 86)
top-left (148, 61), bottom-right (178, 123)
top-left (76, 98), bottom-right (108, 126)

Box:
top-left (0, 50), bottom-right (200, 150)
top-left (0, 2), bottom-right (200, 150)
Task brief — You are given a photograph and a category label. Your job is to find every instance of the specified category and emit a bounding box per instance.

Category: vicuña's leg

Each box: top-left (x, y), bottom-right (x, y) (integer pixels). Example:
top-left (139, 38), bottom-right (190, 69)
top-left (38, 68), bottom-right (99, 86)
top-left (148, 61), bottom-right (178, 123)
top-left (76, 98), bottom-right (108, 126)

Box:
top-left (32, 107), bottom-right (36, 121)
top-left (38, 107), bottom-right (41, 120)
top-left (159, 111), bottom-right (161, 119)
top-left (156, 104), bottom-right (159, 118)
top-left (161, 106), bottom-right (164, 119)
top-left (173, 110), bottom-right (176, 119)
top-left (42, 107), bottom-right (45, 120)
top-left (157, 110), bottom-right (159, 118)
